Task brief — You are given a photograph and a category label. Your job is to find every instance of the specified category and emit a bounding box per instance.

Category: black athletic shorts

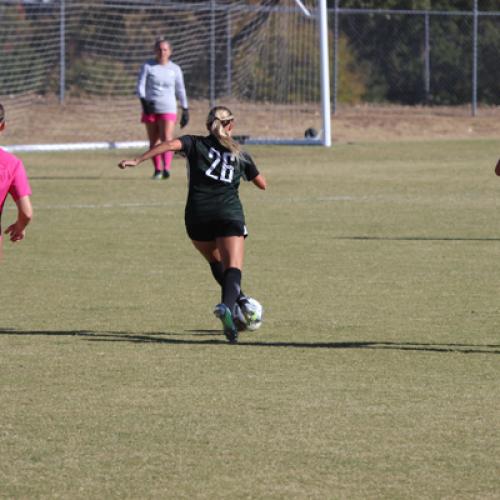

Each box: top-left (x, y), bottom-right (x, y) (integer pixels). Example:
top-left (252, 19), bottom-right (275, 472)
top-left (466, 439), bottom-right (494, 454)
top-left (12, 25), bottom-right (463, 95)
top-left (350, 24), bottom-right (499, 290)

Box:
top-left (186, 219), bottom-right (248, 241)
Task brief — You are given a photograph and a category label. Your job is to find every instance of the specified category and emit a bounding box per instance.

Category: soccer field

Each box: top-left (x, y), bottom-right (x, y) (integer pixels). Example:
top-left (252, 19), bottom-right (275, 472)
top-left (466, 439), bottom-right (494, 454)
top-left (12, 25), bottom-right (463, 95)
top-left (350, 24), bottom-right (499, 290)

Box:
top-left (1, 140), bottom-right (499, 498)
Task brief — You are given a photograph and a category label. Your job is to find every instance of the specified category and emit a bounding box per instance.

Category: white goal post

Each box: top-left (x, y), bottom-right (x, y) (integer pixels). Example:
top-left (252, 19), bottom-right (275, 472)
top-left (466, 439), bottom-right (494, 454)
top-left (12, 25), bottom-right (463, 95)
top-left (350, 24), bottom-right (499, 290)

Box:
top-left (1, 0), bottom-right (331, 151)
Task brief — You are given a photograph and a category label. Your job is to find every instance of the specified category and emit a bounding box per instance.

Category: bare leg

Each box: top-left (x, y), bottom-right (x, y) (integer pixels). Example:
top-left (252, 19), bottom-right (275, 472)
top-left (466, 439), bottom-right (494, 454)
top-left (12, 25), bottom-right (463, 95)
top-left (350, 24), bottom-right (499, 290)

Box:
top-left (216, 236), bottom-right (244, 271)
top-left (191, 238), bottom-right (246, 299)
top-left (191, 239), bottom-right (220, 263)
top-left (191, 239), bottom-right (224, 301)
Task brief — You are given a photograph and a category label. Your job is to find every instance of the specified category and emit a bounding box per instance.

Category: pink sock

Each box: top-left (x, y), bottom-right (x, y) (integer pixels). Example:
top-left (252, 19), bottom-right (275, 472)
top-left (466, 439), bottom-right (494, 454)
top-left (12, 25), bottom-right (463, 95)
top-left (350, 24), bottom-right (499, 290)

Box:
top-left (153, 155), bottom-right (162, 172)
top-left (163, 151), bottom-right (174, 172)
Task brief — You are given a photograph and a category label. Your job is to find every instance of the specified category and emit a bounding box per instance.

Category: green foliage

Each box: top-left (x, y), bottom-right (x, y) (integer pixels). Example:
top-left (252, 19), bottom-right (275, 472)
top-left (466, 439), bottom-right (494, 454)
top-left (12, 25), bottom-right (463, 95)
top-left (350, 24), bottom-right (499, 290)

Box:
top-left (1, 1), bottom-right (499, 107)
top-left (335, 35), bottom-right (367, 103)
top-left (233, 16), bottom-right (367, 104)
top-left (425, 15), bottom-right (472, 105)
top-left (332, 0), bottom-right (499, 9)
top-left (0, 5), bottom-right (51, 95)
top-left (67, 56), bottom-right (135, 97)
top-left (478, 18), bottom-right (500, 102)
top-left (232, 15), bottom-right (321, 103)
top-left (337, 3), bottom-right (500, 105)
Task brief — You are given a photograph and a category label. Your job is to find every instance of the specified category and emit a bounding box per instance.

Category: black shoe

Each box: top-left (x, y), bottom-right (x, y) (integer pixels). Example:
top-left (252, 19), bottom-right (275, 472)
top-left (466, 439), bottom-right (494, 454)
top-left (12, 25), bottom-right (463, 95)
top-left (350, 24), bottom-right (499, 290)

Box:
top-left (162, 170), bottom-right (170, 179)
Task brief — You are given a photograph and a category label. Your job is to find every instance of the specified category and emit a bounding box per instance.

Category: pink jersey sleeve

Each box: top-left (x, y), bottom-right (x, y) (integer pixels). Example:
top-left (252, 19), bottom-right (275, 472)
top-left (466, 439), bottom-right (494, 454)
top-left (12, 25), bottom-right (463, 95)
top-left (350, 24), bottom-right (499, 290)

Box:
top-left (8, 158), bottom-right (32, 201)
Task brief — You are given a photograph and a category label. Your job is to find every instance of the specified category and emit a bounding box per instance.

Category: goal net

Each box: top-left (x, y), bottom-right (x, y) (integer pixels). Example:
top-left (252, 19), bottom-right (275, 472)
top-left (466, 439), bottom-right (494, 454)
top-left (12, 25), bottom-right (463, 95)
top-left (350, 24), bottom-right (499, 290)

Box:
top-left (0, 0), bottom-right (326, 151)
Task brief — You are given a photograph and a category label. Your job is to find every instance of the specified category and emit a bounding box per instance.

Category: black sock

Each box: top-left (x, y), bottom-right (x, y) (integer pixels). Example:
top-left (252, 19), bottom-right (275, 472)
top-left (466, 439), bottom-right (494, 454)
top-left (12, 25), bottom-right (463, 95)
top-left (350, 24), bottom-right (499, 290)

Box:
top-left (210, 261), bottom-right (245, 302)
top-left (209, 261), bottom-right (224, 287)
top-left (223, 267), bottom-right (242, 314)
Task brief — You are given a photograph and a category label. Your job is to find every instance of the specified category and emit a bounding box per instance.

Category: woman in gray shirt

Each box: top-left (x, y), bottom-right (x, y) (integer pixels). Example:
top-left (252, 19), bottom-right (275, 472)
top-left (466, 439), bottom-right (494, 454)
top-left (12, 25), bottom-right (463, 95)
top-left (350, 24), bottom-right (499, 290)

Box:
top-left (136, 38), bottom-right (189, 179)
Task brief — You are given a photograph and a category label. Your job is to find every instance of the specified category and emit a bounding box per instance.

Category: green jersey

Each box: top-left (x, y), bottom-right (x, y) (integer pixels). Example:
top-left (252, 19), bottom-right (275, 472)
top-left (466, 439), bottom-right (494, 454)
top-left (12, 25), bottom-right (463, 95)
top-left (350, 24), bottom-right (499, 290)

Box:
top-left (179, 134), bottom-right (259, 225)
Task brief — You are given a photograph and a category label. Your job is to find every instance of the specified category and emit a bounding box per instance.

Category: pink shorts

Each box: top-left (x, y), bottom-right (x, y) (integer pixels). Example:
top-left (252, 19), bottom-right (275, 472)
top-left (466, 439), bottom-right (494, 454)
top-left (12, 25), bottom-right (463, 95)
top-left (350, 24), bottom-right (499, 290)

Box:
top-left (141, 112), bottom-right (177, 124)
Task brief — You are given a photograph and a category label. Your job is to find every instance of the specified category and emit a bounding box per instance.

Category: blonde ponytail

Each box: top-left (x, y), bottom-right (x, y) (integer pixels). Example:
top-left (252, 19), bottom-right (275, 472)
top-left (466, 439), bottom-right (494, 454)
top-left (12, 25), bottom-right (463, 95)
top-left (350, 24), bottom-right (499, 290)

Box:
top-left (206, 106), bottom-right (240, 156)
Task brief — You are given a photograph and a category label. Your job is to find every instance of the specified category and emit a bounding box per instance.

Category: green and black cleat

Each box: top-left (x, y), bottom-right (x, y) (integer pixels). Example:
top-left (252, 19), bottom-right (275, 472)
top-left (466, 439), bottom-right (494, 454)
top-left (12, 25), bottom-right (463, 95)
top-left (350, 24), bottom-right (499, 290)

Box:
top-left (213, 303), bottom-right (238, 344)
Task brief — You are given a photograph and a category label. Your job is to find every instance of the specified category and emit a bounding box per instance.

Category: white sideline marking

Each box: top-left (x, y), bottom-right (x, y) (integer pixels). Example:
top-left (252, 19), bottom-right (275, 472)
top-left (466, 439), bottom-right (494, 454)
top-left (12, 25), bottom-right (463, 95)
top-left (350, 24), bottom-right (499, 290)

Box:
top-left (35, 201), bottom-right (182, 210)
top-left (38, 196), bottom-right (359, 210)
top-left (4, 196), bottom-right (361, 211)
top-left (3, 201), bottom-right (180, 211)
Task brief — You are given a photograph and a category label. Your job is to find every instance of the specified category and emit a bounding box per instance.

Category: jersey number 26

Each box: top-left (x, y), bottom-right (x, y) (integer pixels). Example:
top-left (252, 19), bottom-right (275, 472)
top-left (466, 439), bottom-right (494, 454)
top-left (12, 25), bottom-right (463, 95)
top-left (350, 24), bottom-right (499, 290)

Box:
top-left (206, 148), bottom-right (234, 183)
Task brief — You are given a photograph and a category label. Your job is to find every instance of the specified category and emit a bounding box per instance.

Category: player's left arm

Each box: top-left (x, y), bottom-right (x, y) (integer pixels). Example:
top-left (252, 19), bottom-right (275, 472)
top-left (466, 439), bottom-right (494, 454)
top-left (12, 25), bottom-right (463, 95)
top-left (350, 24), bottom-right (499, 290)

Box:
top-left (175, 65), bottom-right (189, 128)
top-left (174, 65), bottom-right (188, 109)
top-left (251, 174), bottom-right (267, 190)
top-left (241, 152), bottom-right (267, 190)
top-left (5, 195), bottom-right (33, 242)
top-left (5, 160), bottom-right (33, 241)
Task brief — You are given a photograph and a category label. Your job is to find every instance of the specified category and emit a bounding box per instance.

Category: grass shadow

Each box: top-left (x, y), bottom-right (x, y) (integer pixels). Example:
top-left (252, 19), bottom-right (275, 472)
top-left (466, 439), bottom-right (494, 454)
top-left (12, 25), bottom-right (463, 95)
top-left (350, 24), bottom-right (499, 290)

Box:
top-left (0, 328), bottom-right (498, 354)
top-left (334, 236), bottom-right (500, 242)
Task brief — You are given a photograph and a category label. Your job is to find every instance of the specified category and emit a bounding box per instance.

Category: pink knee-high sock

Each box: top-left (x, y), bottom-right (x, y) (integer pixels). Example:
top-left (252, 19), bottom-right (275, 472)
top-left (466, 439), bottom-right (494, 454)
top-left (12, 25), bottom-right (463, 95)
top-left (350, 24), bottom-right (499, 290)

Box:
top-left (153, 155), bottom-right (162, 172)
top-left (163, 151), bottom-right (174, 172)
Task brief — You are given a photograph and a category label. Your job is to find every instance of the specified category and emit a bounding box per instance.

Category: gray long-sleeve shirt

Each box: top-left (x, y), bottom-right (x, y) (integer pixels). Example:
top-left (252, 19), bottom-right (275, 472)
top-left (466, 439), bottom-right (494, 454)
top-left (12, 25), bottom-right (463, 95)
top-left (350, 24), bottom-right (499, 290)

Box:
top-left (136, 59), bottom-right (188, 113)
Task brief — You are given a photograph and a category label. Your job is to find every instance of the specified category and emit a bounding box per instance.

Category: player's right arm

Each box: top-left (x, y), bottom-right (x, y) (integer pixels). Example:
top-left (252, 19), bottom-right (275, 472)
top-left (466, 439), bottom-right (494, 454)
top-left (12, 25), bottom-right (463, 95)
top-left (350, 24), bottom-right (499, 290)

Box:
top-left (118, 139), bottom-right (184, 169)
top-left (136, 62), bottom-right (154, 114)
top-left (136, 62), bottom-right (148, 99)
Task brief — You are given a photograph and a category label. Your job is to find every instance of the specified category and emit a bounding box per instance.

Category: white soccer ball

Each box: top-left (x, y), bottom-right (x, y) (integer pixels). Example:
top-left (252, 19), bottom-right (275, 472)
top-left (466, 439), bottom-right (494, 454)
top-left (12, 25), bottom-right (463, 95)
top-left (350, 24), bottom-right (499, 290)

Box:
top-left (238, 297), bottom-right (263, 331)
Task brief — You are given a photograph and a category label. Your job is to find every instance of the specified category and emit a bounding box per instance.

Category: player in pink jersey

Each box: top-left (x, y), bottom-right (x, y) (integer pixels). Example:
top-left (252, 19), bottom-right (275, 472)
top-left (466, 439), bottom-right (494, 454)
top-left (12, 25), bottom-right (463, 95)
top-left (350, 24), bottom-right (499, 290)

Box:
top-left (0, 104), bottom-right (33, 260)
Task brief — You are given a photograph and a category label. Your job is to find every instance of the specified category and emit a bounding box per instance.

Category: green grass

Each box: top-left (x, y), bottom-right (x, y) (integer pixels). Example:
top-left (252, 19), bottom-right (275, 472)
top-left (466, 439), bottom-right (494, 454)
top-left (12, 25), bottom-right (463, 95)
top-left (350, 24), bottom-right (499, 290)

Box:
top-left (1, 140), bottom-right (499, 499)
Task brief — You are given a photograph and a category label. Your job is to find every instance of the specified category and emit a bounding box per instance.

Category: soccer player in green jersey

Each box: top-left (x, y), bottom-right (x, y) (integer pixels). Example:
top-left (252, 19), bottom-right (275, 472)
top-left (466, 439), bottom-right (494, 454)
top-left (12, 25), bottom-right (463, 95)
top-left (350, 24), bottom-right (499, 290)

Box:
top-left (118, 106), bottom-right (267, 343)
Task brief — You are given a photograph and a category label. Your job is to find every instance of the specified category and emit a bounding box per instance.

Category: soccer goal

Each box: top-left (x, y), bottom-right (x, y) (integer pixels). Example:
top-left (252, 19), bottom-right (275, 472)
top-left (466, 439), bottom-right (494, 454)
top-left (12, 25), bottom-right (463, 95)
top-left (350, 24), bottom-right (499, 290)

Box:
top-left (1, 0), bottom-right (330, 151)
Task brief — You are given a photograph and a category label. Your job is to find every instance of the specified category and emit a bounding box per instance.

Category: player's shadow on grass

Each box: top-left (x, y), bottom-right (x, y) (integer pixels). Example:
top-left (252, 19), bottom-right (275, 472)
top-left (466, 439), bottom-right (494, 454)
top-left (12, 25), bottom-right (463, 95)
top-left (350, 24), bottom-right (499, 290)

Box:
top-left (334, 236), bottom-right (500, 241)
top-left (0, 328), bottom-right (498, 354)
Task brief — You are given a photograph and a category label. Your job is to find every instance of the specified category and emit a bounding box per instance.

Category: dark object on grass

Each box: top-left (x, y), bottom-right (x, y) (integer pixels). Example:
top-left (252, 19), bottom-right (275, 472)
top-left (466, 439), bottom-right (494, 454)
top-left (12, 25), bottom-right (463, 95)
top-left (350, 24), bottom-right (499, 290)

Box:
top-left (304, 127), bottom-right (318, 139)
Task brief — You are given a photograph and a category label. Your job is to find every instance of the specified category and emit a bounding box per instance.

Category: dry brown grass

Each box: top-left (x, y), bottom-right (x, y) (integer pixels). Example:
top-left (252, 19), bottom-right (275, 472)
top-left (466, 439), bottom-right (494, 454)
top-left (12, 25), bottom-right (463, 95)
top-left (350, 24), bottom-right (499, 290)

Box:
top-left (331, 103), bottom-right (500, 143)
top-left (2, 94), bottom-right (500, 145)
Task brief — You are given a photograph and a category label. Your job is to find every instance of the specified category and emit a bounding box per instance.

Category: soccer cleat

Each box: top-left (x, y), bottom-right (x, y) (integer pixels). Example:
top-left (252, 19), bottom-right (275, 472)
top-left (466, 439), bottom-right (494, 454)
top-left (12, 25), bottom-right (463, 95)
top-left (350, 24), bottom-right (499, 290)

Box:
top-left (213, 303), bottom-right (238, 344)
top-left (152, 171), bottom-right (163, 180)
top-left (162, 170), bottom-right (170, 179)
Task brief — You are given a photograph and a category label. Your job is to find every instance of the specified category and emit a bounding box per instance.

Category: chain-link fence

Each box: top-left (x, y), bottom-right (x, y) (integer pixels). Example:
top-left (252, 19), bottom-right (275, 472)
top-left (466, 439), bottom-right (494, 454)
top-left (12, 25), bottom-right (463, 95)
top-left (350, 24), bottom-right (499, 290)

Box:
top-left (330, 4), bottom-right (500, 116)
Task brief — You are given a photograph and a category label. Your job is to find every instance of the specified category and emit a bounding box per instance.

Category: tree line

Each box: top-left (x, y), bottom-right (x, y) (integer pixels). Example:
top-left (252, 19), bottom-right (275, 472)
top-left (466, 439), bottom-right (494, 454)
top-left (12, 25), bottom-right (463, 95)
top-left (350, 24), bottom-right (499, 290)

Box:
top-left (330, 0), bottom-right (500, 105)
top-left (0, 0), bottom-right (498, 106)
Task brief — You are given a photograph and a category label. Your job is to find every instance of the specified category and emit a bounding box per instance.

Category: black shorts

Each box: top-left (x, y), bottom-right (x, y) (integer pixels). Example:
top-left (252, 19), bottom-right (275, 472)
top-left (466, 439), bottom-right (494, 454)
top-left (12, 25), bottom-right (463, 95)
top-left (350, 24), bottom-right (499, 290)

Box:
top-left (186, 220), bottom-right (248, 241)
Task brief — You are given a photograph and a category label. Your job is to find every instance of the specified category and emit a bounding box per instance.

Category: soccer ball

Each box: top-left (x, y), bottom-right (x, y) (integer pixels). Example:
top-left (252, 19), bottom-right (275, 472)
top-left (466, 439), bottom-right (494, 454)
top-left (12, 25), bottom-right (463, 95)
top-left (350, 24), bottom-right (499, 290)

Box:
top-left (234, 297), bottom-right (263, 331)
top-left (304, 127), bottom-right (318, 139)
